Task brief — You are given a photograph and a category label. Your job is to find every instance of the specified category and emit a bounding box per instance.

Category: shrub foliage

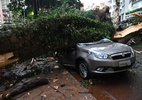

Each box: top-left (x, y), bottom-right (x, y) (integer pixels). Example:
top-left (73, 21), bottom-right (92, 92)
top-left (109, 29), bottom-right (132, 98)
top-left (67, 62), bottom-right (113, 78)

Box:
top-left (0, 15), bottom-right (115, 58)
top-left (32, 15), bottom-right (115, 50)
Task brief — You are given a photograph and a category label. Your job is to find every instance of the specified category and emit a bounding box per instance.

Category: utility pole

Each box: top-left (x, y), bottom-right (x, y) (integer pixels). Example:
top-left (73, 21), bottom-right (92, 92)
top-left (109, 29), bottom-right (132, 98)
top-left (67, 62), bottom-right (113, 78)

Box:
top-left (33, 0), bottom-right (39, 18)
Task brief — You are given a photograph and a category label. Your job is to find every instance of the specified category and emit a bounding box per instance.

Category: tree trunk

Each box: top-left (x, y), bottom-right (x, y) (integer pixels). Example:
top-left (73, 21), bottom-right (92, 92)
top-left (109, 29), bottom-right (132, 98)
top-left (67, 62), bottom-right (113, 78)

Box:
top-left (113, 23), bottom-right (142, 43)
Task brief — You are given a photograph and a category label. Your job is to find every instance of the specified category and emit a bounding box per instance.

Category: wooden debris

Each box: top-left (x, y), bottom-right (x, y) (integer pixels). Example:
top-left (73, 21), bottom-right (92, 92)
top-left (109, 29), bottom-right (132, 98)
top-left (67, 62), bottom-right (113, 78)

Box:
top-left (1, 77), bottom-right (49, 99)
top-left (114, 23), bottom-right (142, 39)
top-left (134, 50), bottom-right (142, 54)
top-left (0, 52), bottom-right (14, 63)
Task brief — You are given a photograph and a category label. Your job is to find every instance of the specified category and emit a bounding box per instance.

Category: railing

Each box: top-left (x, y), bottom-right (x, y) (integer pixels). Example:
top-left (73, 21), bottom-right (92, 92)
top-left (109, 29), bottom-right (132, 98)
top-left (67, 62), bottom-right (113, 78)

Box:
top-left (125, 10), bottom-right (142, 19)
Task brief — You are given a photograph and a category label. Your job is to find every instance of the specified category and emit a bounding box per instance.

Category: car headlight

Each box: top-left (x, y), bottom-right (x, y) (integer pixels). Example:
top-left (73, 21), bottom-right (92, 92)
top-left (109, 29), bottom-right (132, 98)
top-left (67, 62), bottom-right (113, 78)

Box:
top-left (88, 51), bottom-right (109, 59)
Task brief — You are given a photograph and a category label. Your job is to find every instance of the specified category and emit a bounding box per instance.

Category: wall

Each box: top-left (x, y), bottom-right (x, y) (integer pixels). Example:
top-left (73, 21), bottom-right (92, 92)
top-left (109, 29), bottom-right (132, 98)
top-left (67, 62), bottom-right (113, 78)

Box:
top-left (0, 0), bottom-right (3, 23)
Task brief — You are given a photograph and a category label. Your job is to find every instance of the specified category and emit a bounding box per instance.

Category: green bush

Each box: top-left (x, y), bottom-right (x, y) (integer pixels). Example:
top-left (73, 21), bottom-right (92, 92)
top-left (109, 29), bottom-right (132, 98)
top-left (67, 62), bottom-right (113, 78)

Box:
top-left (126, 7), bottom-right (142, 15)
top-left (31, 15), bottom-right (115, 50)
top-left (0, 15), bottom-right (115, 58)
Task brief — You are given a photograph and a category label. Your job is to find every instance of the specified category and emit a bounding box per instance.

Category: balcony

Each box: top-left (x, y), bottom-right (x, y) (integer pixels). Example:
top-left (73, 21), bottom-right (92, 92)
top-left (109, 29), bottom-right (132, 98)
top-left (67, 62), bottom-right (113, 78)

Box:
top-left (125, 10), bottom-right (142, 19)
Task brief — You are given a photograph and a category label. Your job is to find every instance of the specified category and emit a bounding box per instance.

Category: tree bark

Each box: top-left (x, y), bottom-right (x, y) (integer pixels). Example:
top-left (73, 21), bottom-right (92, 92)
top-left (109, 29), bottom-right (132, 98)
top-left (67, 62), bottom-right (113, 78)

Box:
top-left (1, 77), bottom-right (48, 100)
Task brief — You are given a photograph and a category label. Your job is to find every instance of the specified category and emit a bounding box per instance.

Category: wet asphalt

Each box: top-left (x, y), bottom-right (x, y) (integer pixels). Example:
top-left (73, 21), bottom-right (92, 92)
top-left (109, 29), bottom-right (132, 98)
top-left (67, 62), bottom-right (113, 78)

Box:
top-left (68, 52), bottom-right (142, 100)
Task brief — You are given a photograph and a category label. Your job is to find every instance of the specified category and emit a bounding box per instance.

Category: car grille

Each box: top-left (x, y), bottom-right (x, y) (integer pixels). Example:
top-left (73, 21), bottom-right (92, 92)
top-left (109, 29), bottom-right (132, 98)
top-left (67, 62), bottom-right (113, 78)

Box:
top-left (111, 52), bottom-right (131, 60)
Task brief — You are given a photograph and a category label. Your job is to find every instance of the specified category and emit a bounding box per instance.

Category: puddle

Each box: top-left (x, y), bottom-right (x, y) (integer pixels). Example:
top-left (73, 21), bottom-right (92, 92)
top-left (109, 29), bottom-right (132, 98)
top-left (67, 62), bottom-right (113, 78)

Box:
top-left (67, 64), bottom-right (142, 100)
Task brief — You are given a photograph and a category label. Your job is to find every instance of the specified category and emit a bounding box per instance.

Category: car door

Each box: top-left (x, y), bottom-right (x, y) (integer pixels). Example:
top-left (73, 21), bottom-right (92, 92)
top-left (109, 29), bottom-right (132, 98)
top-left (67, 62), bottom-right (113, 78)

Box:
top-left (60, 47), bottom-right (76, 66)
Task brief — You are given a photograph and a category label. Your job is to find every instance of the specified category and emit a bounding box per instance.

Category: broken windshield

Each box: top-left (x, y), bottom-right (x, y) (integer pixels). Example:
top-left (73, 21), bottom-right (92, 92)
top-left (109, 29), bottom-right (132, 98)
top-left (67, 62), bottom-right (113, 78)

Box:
top-left (78, 38), bottom-right (112, 46)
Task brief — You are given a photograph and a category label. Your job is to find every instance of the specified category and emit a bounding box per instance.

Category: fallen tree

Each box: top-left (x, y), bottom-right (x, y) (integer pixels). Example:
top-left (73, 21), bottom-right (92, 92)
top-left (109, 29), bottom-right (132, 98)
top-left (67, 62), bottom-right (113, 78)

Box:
top-left (113, 14), bottom-right (142, 43)
top-left (1, 77), bottom-right (49, 100)
top-left (0, 15), bottom-right (115, 59)
top-left (113, 22), bottom-right (142, 43)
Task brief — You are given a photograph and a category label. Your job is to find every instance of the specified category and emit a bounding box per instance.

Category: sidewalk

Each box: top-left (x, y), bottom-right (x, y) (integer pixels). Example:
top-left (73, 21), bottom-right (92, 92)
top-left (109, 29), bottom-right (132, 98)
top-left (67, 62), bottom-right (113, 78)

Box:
top-left (13, 62), bottom-right (96, 100)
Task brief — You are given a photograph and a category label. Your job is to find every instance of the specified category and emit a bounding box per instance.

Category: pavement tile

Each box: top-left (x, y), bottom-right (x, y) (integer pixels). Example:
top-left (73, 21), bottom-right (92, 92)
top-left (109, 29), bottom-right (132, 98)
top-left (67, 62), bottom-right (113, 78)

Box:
top-left (13, 63), bottom-right (96, 100)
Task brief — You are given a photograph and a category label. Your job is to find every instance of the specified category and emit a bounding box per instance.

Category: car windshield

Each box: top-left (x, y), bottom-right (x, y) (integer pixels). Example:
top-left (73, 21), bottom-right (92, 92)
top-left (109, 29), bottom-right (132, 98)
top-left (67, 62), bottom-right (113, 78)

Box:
top-left (99, 38), bottom-right (112, 43)
top-left (78, 38), bottom-right (112, 46)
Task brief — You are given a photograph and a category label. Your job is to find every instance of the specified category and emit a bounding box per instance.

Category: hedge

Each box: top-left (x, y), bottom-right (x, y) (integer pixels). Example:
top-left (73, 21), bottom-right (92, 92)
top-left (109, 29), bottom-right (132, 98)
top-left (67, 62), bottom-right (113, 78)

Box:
top-left (126, 7), bottom-right (142, 15)
top-left (0, 15), bottom-right (115, 59)
top-left (31, 15), bottom-right (115, 50)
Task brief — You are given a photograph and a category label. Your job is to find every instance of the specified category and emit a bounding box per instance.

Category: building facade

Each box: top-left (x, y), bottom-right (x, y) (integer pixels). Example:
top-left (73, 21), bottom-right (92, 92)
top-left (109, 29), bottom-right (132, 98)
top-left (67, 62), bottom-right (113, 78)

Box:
top-left (107, 0), bottom-right (142, 27)
top-left (124, 0), bottom-right (142, 20)
top-left (0, 0), bottom-right (11, 24)
top-left (119, 0), bottom-right (142, 27)
top-left (0, 0), bottom-right (3, 23)
top-left (107, 0), bottom-right (116, 17)
top-left (107, 0), bottom-right (120, 28)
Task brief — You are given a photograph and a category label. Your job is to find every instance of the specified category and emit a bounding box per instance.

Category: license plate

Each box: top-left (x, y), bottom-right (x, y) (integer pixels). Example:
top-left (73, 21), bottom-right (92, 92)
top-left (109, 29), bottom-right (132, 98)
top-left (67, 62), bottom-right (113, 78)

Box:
top-left (119, 60), bottom-right (131, 67)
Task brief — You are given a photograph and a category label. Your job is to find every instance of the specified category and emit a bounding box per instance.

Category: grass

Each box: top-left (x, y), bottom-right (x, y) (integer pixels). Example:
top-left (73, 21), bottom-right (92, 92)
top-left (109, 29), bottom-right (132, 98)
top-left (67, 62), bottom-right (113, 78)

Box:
top-left (80, 79), bottom-right (105, 87)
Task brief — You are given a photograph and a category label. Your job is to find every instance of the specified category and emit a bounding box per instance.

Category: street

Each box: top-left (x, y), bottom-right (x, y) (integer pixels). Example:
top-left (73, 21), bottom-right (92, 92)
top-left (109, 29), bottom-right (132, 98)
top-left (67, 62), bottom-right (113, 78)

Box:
top-left (69, 51), bottom-right (142, 100)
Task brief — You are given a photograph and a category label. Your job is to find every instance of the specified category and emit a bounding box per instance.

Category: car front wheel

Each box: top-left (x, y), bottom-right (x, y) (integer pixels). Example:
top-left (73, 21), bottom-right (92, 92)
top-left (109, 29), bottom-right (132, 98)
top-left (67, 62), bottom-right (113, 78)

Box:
top-left (78, 61), bottom-right (90, 79)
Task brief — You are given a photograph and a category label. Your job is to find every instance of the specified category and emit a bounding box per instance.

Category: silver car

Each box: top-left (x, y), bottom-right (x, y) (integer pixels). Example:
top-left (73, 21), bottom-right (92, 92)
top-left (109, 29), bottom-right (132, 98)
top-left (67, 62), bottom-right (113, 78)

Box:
top-left (56, 39), bottom-right (136, 79)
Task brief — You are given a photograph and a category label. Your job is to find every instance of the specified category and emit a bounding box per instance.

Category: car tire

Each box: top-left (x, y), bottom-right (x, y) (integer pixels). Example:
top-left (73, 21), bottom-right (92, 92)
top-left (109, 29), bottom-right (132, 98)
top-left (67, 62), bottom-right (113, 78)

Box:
top-left (78, 61), bottom-right (90, 79)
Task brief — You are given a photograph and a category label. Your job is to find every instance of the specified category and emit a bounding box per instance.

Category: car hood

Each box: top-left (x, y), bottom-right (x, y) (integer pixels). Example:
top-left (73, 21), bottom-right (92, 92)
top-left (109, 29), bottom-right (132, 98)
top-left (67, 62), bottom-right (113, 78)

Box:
top-left (82, 42), bottom-right (131, 54)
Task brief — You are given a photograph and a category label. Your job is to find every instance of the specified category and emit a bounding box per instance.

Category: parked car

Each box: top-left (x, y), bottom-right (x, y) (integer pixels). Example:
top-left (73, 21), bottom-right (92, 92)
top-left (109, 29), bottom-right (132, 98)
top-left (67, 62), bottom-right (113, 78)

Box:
top-left (55, 38), bottom-right (136, 79)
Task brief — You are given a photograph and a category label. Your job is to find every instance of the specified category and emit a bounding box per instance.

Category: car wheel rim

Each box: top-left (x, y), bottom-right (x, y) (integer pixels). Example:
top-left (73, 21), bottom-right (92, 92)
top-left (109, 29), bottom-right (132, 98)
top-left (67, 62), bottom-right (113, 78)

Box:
top-left (79, 63), bottom-right (88, 78)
